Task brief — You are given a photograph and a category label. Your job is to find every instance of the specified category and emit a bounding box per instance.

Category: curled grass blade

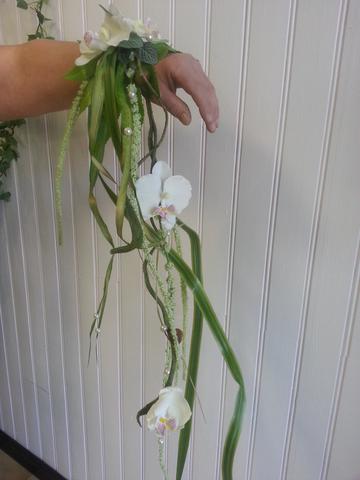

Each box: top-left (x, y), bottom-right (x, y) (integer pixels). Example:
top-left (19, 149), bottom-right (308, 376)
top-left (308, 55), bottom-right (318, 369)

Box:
top-left (172, 221), bottom-right (245, 480)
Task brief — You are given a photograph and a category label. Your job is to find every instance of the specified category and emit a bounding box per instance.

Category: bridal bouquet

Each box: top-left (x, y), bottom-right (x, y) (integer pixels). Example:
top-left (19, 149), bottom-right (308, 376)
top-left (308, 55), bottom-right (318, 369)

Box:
top-left (56, 5), bottom-right (245, 479)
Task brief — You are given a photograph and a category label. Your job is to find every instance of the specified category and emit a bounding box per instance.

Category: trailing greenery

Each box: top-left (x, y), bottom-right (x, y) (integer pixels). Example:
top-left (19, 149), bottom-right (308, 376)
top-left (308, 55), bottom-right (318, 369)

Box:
top-left (0, 120), bottom-right (25, 201)
top-left (16, 0), bottom-right (54, 40)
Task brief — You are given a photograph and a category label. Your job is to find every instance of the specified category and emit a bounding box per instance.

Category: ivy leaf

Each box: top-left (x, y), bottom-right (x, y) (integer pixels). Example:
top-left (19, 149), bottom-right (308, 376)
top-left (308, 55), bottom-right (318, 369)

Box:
top-left (117, 49), bottom-right (130, 65)
top-left (27, 33), bottom-right (41, 41)
top-left (139, 42), bottom-right (158, 65)
top-left (118, 31), bottom-right (143, 49)
top-left (16, 0), bottom-right (28, 10)
top-left (0, 191), bottom-right (11, 202)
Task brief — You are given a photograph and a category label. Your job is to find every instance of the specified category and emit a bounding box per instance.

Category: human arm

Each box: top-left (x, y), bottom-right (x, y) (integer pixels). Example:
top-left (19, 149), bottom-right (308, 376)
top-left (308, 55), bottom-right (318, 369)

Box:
top-left (0, 40), bottom-right (219, 131)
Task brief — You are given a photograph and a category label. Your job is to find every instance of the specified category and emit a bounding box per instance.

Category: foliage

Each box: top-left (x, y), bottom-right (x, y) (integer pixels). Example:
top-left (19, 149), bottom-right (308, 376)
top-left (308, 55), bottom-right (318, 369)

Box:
top-left (0, 120), bottom-right (25, 201)
top-left (16, 0), bottom-right (54, 40)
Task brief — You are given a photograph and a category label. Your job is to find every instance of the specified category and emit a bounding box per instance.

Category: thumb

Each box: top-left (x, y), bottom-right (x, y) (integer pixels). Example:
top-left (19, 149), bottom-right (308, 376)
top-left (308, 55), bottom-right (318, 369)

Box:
top-left (159, 85), bottom-right (192, 126)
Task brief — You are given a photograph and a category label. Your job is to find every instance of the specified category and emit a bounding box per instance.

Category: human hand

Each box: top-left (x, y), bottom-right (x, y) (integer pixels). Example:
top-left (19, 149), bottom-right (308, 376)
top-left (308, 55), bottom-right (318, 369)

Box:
top-left (154, 53), bottom-right (219, 133)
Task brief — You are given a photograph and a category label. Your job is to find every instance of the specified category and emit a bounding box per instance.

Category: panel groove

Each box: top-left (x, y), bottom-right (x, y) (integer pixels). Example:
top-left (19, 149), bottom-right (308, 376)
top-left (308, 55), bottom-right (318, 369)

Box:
top-left (13, 4), bottom-right (42, 457)
top-left (56, 1), bottom-right (89, 477)
top-left (278, 2), bottom-right (349, 478)
top-left (245, 1), bottom-right (298, 477)
top-left (0, 300), bottom-right (15, 436)
top-left (188, 0), bottom-right (211, 478)
top-left (43, 115), bottom-right (71, 476)
top-left (3, 212), bottom-right (28, 446)
top-left (68, 158), bottom-right (89, 480)
top-left (214, 0), bottom-right (251, 478)
top-left (138, 4), bottom-right (145, 480)
top-left (12, 163), bottom-right (42, 456)
top-left (92, 204), bottom-right (106, 480)
top-left (24, 121), bottom-right (57, 466)
top-left (319, 231), bottom-right (360, 480)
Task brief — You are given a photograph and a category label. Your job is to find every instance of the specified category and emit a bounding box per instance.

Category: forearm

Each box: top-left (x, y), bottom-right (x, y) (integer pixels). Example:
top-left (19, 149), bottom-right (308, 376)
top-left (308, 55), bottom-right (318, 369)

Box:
top-left (0, 40), bottom-right (80, 121)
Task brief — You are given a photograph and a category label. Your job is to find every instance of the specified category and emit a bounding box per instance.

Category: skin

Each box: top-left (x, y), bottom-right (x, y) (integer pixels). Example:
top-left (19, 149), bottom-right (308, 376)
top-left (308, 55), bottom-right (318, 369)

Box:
top-left (0, 40), bottom-right (219, 132)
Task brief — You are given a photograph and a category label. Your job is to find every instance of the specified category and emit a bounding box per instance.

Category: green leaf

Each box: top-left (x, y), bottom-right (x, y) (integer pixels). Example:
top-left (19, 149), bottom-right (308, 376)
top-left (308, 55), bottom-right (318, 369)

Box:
top-left (172, 221), bottom-right (246, 480)
top-left (103, 53), bottom-right (132, 238)
top-left (27, 33), bottom-right (41, 41)
top-left (139, 42), bottom-right (158, 65)
top-left (89, 56), bottom-right (106, 154)
top-left (175, 222), bottom-right (204, 480)
top-left (65, 56), bottom-right (100, 81)
top-left (118, 31), bottom-right (144, 49)
top-left (100, 176), bottom-right (143, 254)
top-left (88, 255), bottom-right (114, 363)
top-left (152, 42), bottom-right (170, 61)
top-left (0, 191), bottom-right (11, 202)
top-left (16, 0), bottom-right (28, 10)
top-left (117, 49), bottom-right (130, 65)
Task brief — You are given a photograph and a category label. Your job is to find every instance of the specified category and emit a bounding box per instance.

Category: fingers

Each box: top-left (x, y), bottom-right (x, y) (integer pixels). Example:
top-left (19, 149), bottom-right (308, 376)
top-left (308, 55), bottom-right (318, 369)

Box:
top-left (159, 84), bottom-right (192, 126)
top-left (171, 54), bottom-right (219, 133)
top-left (155, 53), bottom-right (219, 133)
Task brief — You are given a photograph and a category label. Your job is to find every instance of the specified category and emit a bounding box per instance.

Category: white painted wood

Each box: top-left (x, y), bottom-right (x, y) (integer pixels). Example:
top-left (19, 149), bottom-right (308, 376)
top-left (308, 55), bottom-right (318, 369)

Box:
top-left (1, 1), bottom-right (360, 479)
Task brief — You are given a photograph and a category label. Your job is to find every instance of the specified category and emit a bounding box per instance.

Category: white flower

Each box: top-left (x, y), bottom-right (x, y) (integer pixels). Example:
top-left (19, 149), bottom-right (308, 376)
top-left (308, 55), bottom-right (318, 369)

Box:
top-left (99, 4), bottom-right (135, 47)
top-left (146, 387), bottom-right (191, 436)
top-left (75, 30), bottom-right (108, 66)
top-left (75, 5), bottom-right (161, 66)
top-left (75, 5), bottom-right (136, 66)
top-left (133, 17), bottom-right (161, 40)
top-left (135, 161), bottom-right (192, 230)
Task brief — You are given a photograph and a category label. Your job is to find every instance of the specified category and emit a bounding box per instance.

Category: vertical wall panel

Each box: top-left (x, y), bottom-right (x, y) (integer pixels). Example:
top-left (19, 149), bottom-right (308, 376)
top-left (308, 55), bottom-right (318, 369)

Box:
top-left (1, 0), bottom-right (360, 479)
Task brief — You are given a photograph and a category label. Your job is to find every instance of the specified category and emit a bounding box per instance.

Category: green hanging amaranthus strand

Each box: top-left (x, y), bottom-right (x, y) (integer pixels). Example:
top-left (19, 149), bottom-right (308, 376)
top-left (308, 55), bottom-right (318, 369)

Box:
top-left (56, 5), bottom-right (245, 479)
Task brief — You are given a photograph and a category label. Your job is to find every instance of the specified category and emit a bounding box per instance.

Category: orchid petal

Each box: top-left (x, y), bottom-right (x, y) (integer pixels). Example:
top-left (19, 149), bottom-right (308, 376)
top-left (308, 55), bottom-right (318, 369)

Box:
top-left (135, 174), bottom-right (161, 219)
top-left (152, 161), bottom-right (172, 182)
top-left (146, 387), bottom-right (191, 434)
top-left (161, 214), bottom-right (176, 231)
top-left (75, 49), bottom-right (102, 66)
top-left (162, 176), bottom-right (192, 215)
top-left (102, 7), bottom-right (134, 46)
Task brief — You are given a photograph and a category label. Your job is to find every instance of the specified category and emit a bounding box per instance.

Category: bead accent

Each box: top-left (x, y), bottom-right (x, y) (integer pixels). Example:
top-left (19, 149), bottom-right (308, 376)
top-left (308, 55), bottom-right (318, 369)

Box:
top-left (124, 127), bottom-right (133, 136)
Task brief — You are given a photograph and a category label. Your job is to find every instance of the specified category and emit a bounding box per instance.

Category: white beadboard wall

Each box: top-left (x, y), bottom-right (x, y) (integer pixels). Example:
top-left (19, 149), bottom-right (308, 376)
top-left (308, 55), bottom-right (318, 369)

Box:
top-left (0, 0), bottom-right (359, 479)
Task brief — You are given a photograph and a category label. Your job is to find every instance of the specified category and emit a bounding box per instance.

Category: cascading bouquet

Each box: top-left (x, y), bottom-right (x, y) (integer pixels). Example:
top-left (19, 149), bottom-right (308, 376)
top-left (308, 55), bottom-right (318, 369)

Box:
top-left (56, 5), bottom-right (245, 479)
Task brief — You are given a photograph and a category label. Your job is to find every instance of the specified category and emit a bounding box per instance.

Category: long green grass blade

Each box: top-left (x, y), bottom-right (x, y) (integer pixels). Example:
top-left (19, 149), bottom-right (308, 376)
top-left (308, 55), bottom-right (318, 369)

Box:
top-left (88, 254), bottom-right (114, 363)
top-left (170, 223), bottom-right (245, 480)
top-left (176, 222), bottom-right (203, 480)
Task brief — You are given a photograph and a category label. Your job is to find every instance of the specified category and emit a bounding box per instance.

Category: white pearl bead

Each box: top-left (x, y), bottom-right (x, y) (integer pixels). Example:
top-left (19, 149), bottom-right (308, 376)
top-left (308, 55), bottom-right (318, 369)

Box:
top-left (128, 91), bottom-right (136, 100)
top-left (124, 127), bottom-right (133, 136)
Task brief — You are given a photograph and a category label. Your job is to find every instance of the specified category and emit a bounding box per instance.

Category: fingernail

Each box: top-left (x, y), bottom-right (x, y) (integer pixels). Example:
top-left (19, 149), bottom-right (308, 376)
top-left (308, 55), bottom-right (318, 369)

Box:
top-left (209, 121), bottom-right (217, 132)
top-left (180, 111), bottom-right (191, 125)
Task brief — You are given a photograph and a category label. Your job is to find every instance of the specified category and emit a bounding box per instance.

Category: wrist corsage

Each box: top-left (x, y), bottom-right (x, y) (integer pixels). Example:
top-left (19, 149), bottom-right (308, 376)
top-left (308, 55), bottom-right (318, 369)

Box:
top-left (56, 4), bottom-right (245, 479)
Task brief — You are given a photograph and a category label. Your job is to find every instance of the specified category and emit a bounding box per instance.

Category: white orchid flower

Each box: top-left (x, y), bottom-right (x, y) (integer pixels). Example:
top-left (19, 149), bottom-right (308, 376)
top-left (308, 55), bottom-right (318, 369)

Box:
top-left (135, 161), bottom-right (192, 230)
top-left (146, 387), bottom-right (191, 436)
top-left (134, 17), bottom-right (161, 40)
top-left (76, 5), bottom-right (138, 66)
top-left (75, 30), bottom-right (108, 66)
